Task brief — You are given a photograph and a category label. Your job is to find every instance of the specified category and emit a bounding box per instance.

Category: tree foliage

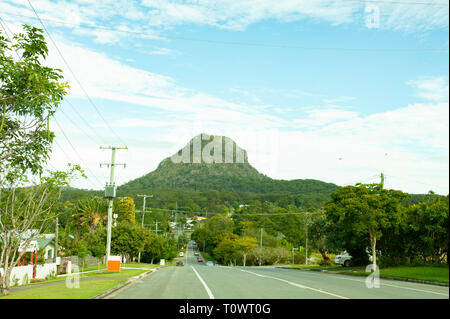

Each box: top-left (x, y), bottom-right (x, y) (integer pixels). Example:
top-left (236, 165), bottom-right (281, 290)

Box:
top-left (0, 24), bottom-right (68, 176)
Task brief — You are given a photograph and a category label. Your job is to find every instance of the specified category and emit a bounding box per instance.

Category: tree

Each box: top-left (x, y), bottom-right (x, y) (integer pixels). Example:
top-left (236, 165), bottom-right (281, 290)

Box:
top-left (0, 24), bottom-right (77, 295)
top-left (110, 221), bottom-right (147, 261)
top-left (235, 236), bottom-right (257, 266)
top-left (213, 233), bottom-right (239, 265)
top-left (0, 24), bottom-right (68, 176)
top-left (0, 166), bottom-right (82, 295)
top-left (407, 193), bottom-right (448, 263)
top-left (115, 197), bottom-right (135, 223)
top-left (308, 209), bottom-right (333, 263)
top-left (142, 232), bottom-right (177, 264)
top-left (72, 197), bottom-right (108, 232)
top-left (325, 184), bottom-right (408, 268)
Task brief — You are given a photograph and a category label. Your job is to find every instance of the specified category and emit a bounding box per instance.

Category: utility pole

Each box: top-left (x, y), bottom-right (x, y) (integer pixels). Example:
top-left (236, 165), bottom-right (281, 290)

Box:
top-left (380, 172), bottom-right (384, 189)
top-left (304, 211), bottom-right (311, 265)
top-left (260, 228), bottom-right (263, 250)
top-left (137, 194), bottom-right (153, 263)
top-left (54, 216), bottom-right (58, 263)
top-left (100, 146), bottom-right (127, 266)
top-left (305, 226), bottom-right (308, 265)
top-left (292, 247), bottom-right (299, 265)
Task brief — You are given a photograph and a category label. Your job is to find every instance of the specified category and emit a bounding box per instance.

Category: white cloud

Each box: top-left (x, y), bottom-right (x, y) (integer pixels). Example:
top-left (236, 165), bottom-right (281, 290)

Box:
top-left (96, 118), bottom-right (178, 128)
top-left (148, 47), bottom-right (180, 55)
top-left (39, 35), bottom-right (448, 194)
top-left (2, 21), bottom-right (446, 194)
top-left (294, 109), bottom-right (359, 126)
top-left (272, 101), bottom-right (449, 194)
top-left (2, 0), bottom-right (447, 45)
top-left (323, 96), bottom-right (356, 104)
top-left (408, 76), bottom-right (449, 102)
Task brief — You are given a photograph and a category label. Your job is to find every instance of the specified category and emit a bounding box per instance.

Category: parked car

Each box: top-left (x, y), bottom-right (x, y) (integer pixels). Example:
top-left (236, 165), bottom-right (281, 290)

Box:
top-left (176, 261), bottom-right (184, 266)
top-left (197, 257), bottom-right (203, 262)
top-left (206, 261), bottom-right (214, 266)
top-left (214, 261), bottom-right (220, 266)
top-left (179, 252), bottom-right (184, 257)
top-left (194, 252), bottom-right (199, 256)
top-left (334, 252), bottom-right (352, 267)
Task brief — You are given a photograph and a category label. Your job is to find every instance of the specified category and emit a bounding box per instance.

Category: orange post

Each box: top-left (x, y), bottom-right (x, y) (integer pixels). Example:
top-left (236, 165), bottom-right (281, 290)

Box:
top-left (107, 256), bottom-right (121, 272)
top-left (33, 249), bottom-right (38, 279)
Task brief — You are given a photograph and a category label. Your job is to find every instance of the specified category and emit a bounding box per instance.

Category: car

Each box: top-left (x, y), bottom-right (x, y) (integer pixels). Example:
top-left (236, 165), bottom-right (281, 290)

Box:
top-left (206, 261), bottom-right (214, 266)
top-left (197, 257), bottom-right (203, 262)
top-left (334, 251), bottom-right (352, 267)
top-left (179, 252), bottom-right (184, 257)
top-left (176, 261), bottom-right (184, 266)
top-left (214, 261), bottom-right (220, 266)
top-left (194, 252), bottom-right (199, 256)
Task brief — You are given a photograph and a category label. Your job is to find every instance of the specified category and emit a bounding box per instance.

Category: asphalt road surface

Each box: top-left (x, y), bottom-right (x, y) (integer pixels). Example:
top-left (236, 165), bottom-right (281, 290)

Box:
top-left (112, 241), bottom-right (449, 299)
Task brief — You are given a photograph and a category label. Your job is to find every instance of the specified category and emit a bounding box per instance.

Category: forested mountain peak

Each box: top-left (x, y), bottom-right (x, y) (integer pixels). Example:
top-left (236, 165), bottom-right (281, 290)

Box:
top-left (119, 134), bottom-right (337, 195)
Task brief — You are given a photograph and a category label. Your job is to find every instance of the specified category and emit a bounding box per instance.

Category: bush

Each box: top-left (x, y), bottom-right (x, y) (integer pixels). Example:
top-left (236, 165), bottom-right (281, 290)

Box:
top-left (293, 252), bottom-right (306, 264)
top-left (378, 254), bottom-right (408, 268)
top-left (318, 258), bottom-right (333, 266)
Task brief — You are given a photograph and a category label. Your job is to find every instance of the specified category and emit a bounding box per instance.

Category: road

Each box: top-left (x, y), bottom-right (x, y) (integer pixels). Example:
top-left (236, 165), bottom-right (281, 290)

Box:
top-left (112, 241), bottom-right (449, 299)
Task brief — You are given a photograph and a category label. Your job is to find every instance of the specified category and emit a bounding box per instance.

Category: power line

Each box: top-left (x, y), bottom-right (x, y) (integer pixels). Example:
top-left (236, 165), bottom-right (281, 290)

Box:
top-left (385, 174), bottom-right (442, 190)
top-left (59, 102), bottom-right (105, 146)
top-left (341, 174), bottom-right (380, 186)
top-left (0, 16), bottom-right (22, 61)
top-left (1, 14), bottom-right (103, 190)
top-left (342, 0), bottom-right (449, 5)
top-left (25, 0), bottom-right (127, 148)
top-left (3, 11), bottom-right (448, 52)
top-left (146, 206), bottom-right (317, 216)
top-left (52, 115), bottom-right (104, 188)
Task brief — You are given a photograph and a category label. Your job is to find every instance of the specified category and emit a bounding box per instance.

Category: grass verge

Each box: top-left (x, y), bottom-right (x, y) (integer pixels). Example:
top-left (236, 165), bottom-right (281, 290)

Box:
top-left (339, 266), bottom-right (449, 283)
top-left (0, 279), bottom-right (127, 299)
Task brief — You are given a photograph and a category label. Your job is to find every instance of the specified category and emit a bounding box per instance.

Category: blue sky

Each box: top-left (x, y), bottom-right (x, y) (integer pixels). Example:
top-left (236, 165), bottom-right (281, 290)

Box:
top-left (1, 0), bottom-right (448, 194)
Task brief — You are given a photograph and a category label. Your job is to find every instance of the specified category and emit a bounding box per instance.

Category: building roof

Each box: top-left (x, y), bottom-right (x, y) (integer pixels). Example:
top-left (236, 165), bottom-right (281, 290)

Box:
top-left (36, 238), bottom-right (54, 249)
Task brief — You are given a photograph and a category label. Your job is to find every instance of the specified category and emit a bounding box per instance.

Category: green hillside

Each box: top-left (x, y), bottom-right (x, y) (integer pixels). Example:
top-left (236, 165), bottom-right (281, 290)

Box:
top-left (118, 134), bottom-right (337, 195)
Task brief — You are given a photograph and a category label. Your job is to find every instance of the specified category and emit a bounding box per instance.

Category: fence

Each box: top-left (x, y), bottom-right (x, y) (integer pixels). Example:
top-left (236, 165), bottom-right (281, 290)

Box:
top-left (0, 263), bottom-right (57, 286)
top-left (57, 255), bottom-right (103, 274)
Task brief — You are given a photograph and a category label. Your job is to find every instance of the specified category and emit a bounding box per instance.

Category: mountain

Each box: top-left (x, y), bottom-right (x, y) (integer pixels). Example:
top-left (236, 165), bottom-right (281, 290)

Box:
top-left (118, 134), bottom-right (338, 195)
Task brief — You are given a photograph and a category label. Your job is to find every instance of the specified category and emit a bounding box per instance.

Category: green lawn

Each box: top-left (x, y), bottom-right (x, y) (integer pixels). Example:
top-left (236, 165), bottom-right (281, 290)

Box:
top-left (339, 265), bottom-right (449, 283)
top-left (122, 262), bottom-right (160, 269)
top-left (80, 268), bottom-right (149, 278)
top-left (79, 264), bottom-right (104, 272)
top-left (1, 266), bottom-right (153, 298)
top-left (380, 266), bottom-right (448, 283)
top-left (0, 279), bottom-right (127, 299)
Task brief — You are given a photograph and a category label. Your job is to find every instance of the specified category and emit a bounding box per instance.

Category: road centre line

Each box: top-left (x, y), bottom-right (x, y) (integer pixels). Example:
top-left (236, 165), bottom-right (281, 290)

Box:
top-left (277, 268), bottom-right (448, 297)
top-left (239, 269), bottom-right (348, 299)
top-left (191, 266), bottom-right (215, 299)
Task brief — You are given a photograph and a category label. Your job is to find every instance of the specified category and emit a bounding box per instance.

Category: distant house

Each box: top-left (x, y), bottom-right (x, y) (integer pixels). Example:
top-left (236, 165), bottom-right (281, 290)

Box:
top-left (17, 232), bottom-right (57, 262)
top-left (36, 237), bottom-right (56, 261)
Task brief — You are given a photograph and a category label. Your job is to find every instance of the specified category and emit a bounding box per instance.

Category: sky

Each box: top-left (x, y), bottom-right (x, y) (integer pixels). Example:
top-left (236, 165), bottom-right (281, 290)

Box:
top-left (1, 0), bottom-right (448, 194)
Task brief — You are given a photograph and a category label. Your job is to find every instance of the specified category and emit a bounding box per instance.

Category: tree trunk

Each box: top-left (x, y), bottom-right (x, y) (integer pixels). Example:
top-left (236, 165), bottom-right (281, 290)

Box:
top-left (319, 247), bottom-right (330, 261)
top-left (0, 268), bottom-right (11, 296)
top-left (370, 229), bottom-right (377, 268)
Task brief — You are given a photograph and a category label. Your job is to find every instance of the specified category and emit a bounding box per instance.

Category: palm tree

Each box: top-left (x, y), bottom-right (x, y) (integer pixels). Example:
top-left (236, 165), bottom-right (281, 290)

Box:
top-left (73, 197), bottom-right (108, 231)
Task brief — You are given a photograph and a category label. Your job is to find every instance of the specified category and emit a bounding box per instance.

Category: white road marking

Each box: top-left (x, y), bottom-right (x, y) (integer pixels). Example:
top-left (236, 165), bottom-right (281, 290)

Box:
top-left (239, 269), bottom-right (348, 299)
top-left (191, 266), bottom-right (215, 299)
top-left (277, 268), bottom-right (449, 297)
